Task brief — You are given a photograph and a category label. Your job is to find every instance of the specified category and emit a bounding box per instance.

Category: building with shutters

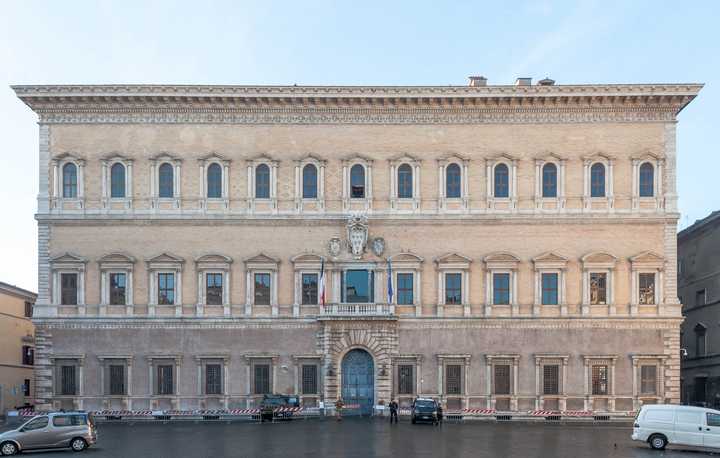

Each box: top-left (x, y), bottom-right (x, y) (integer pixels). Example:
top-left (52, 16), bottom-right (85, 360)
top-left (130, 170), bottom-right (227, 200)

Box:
top-left (13, 79), bottom-right (701, 414)
top-left (0, 282), bottom-right (37, 413)
top-left (679, 210), bottom-right (720, 406)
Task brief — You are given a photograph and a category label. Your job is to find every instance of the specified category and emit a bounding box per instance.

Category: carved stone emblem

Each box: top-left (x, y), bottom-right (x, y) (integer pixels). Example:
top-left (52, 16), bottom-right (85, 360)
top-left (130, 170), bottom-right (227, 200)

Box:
top-left (371, 238), bottom-right (385, 257)
top-left (327, 237), bottom-right (342, 258)
top-left (346, 214), bottom-right (369, 259)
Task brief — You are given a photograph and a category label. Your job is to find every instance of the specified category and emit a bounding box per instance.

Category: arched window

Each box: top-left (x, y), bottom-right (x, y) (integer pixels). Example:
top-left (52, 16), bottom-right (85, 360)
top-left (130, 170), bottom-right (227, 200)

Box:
top-left (207, 163), bottom-right (222, 198)
top-left (445, 163), bottom-right (461, 198)
top-left (350, 164), bottom-right (365, 198)
top-left (255, 164), bottom-right (270, 198)
top-left (302, 164), bottom-right (318, 199)
top-left (158, 163), bottom-right (174, 198)
top-left (62, 163), bottom-right (78, 198)
top-left (590, 163), bottom-right (606, 197)
top-left (639, 162), bottom-right (654, 197)
top-left (494, 164), bottom-right (509, 198)
top-left (110, 163), bottom-right (126, 198)
top-left (542, 163), bottom-right (557, 198)
top-left (397, 164), bottom-right (413, 198)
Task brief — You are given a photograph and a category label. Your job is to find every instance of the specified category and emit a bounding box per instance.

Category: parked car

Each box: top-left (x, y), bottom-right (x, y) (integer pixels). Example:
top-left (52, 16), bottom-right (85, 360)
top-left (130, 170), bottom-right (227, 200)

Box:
top-left (260, 394), bottom-right (300, 422)
top-left (411, 397), bottom-right (439, 425)
top-left (0, 411), bottom-right (96, 455)
top-left (632, 404), bottom-right (720, 450)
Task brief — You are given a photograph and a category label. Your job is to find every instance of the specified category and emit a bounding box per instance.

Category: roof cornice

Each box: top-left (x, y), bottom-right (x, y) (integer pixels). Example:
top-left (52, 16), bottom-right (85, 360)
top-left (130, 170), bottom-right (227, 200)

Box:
top-left (0, 281), bottom-right (37, 301)
top-left (11, 83), bottom-right (703, 125)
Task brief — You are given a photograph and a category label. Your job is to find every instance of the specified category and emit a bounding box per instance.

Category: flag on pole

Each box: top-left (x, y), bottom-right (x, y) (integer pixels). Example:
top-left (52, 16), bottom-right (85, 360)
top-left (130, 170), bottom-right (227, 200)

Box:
top-left (319, 258), bottom-right (326, 306)
top-left (387, 259), bottom-right (393, 304)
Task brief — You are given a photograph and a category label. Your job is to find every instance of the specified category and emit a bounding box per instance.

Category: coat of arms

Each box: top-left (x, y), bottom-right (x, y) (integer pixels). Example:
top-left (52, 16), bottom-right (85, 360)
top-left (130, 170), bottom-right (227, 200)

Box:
top-left (346, 214), bottom-right (369, 259)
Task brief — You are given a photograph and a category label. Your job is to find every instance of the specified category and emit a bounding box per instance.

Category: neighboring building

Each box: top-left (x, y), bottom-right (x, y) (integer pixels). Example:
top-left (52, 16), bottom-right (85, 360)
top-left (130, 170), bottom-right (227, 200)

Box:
top-left (0, 282), bottom-right (36, 412)
top-left (679, 211), bottom-right (720, 406)
top-left (13, 79), bottom-right (700, 414)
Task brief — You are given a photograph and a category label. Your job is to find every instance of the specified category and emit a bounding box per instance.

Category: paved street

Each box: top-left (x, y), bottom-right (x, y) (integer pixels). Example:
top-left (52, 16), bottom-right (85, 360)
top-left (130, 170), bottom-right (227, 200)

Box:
top-left (3, 418), bottom-right (719, 458)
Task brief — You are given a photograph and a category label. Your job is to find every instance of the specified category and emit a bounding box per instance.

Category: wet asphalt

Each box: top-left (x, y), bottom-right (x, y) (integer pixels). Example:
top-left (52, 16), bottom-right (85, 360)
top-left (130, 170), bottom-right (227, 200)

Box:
top-left (3, 418), bottom-right (720, 458)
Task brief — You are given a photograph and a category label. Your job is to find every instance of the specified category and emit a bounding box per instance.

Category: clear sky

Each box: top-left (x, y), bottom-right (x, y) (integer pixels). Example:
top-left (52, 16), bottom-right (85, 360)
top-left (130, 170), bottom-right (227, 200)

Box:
top-left (0, 0), bottom-right (718, 292)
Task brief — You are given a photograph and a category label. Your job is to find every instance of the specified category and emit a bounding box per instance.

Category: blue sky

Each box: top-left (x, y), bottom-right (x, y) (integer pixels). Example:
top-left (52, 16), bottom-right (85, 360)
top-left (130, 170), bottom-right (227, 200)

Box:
top-left (0, 0), bottom-right (718, 291)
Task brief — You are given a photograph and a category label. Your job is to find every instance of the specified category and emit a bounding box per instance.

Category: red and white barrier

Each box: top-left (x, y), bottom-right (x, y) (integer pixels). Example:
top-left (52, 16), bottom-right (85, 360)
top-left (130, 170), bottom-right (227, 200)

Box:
top-left (462, 408), bottom-right (497, 415)
top-left (528, 410), bottom-right (562, 416)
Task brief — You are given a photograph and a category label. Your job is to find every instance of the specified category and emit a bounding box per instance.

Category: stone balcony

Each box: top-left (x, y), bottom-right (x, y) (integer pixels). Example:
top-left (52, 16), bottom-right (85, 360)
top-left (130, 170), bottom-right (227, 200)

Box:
top-left (318, 303), bottom-right (396, 319)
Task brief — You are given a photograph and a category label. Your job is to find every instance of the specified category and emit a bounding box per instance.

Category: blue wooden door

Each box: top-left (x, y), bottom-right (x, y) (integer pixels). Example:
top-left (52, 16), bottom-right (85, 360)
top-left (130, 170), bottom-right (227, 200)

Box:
top-left (341, 349), bottom-right (374, 416)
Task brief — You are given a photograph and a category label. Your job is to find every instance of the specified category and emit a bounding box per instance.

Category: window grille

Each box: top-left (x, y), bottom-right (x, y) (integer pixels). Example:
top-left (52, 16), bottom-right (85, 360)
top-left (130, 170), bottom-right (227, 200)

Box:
top-left (109, 365), bottom-right (125, 395)
top-left (301, 365), bottom-right (318, 394)
top-left (206, 364), bottom-right (222, 395)
top-left (494, 364), bottom-right (511, 395)
top-left (591, 365), bottom-right (608, 395)
top-left (61, 365), bottom-right (77, 395)
top-left (157, 365), bottom-right (174, 395)
top-left (640, 365), bottom-right (657, 395)
top-left (543, 365), bottom-right (560, 395)
top-left (254, 364), bottom-right (270, 394)
top-left (398, 364), bottom-right (414, 395)
top-left (445, 365), bottom-right (462, 395)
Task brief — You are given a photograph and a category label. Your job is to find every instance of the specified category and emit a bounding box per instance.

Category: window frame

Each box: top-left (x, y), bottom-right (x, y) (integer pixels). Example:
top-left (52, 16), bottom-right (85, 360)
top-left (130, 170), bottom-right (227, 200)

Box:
top-left (206, 162), bottom-right (224, 199)
top-left (349, 163), bottom-right (367, 199)
top-left (445, 162), bottom-right (463, 199)
top-left (108, 271), bottom-right (128, 306)
top-left (396, 272), bottom-right (414, 306)
top-left (590, 162), bottom-right (606, 198)
top-left (110, 162), bottom-right (127, 199)
top-left (541, 162), bottom-right (558, 198)
top-left (254, 272), bottom-right (272, 306)
top-left (301, 364), bottom-right (319, 395)
top-left (302, 163), bottom-right (319, 199)
top-left (301, 272), bottom-right (319, 306)
top-left (157, 162), bottom-right (175, 199)
top-left (444, 272), bottom-right (463, 305)
top-left (62, 162), bottom-right (79, 199)
top-left (493, 163), bottom-right (510, 198)
top-left (396, 163), bottom-right (414, 199)
top-left (638, 162), bottom-right (655, 198)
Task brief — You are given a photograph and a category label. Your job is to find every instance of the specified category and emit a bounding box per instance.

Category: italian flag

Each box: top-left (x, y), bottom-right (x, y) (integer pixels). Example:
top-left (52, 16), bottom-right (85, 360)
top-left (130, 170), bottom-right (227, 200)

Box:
top-left (319, 258), bottom-right (326, 306)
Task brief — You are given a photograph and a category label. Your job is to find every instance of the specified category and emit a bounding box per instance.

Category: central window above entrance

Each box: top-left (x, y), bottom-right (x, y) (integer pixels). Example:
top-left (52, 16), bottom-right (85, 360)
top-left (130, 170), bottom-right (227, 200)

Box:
top-left (342, 269), bottom-right (374, 303)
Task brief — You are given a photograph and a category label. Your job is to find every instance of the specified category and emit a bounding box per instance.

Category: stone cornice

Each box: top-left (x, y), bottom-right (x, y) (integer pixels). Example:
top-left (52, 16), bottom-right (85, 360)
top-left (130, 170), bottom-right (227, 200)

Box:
top-left (12, 83), bottom-right (702, 124)
top-left (32, 316), bottom-right (683, 330)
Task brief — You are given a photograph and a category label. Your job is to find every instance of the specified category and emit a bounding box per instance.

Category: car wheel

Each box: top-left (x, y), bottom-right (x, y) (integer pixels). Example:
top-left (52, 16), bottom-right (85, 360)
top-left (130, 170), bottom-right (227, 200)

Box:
top-left (70, 437), bottom-right (88, 452)
top-left (1, 441), bottom-right (19, 455)
top-left (649, 434), bottom-right (667, 450)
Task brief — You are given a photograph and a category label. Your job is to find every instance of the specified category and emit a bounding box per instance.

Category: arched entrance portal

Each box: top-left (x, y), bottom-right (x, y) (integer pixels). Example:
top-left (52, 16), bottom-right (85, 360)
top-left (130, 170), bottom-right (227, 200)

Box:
top-left (341, 349), bottom-right (375, 416)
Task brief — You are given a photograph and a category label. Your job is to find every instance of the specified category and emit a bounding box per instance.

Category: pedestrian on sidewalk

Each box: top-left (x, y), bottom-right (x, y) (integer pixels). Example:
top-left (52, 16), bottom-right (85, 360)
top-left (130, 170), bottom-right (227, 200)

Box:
top-left (436, 403), bottom-right (443, 425)
top-left (389, 399), bottom-right (399, 424)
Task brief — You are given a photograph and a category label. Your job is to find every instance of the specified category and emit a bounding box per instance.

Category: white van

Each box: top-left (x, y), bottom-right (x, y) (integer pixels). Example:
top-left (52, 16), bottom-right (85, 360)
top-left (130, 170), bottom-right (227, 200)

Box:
top-left (632, 404), bottom-right (720, 450)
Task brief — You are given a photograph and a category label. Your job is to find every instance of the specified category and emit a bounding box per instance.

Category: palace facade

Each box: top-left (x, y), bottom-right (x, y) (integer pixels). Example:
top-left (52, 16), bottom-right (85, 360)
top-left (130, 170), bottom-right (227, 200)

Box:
top-left (14, 79), bottom-right (701, 414)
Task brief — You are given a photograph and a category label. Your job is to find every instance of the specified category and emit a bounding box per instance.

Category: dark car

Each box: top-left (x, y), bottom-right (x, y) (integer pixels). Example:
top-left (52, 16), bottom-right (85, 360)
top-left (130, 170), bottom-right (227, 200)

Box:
top-left (260, 395), bottom-right (300, 422)
top-left (411, 398), bottom-right (439, 425)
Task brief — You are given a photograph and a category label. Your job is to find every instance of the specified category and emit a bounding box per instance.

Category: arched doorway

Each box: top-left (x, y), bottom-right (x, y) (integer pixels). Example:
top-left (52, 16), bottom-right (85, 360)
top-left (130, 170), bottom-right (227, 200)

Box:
top-left (341, 349), bottom-right (374, 416)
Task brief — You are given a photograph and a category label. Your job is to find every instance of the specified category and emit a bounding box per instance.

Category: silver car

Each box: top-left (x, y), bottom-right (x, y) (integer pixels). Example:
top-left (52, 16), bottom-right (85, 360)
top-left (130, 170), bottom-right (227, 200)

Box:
top-left (0, 411), bottom-right (97, 455)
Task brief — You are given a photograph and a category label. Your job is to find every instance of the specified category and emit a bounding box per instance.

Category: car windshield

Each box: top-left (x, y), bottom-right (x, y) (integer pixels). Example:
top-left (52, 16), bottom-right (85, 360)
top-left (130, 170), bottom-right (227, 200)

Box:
top-left (264, 398), bottom-right (286, 406)
top-left (415, 401), bottom-right (435, 409)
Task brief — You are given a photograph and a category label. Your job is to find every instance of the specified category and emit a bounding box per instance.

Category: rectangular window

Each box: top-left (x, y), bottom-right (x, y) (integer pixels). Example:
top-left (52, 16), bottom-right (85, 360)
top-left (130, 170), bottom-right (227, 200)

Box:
top-left (541, 273), bottom-right (559, 305)
top-left (301, 273), bottom-right (318, 305)
top-left (157, 365), bottom-right (174, 395)
top-left (60, 273), bottom-right (78, 305)
top-left (61, 365), bottom-right (77, 395)
top-left (396, 273), bottom-right (414, 305)
top-left (591, 365), bottom-right (608, 395)
top-left (301, 365), bottom-right (318, 395)
top-left (493, 273), bottom-right (510, 305)
top-left (254, 273), bottom-right (271, 305)
top-left (206, 273), bottom-right (223, 306)
top-left (445, 364), bottom-right (462, 395)
top-left (24, 301), bottom-right (33, 318)
top-left (254, 364), bottom-right (270, 394)
top-left (109, 272), bottom-right (127, 306)
top-left (494, 364), bottom-right (511, 395)
top-left (445, 273), bottom-right (462, 305)
top-left (109, 365), bottom-right (126, 395)
top-left (543, 365), bottom-right (560, 395)
top-left (638, 273), bottom-right (656, 305)
top-left (342, 269), bottom-right (373, 304)
top-left (23, 378), bottom-right (30, 397)
top-left (640, 365), bottom-right (657, 395)
top-left (696, 331), bottom-right (707, 357)
top-left (696, 289), bottom-right (707, 307)
top-left (22, 346), bottom-right (34, 366)
top-left (205, 364), bottom-right (223, 395)
top-left (157, 273), bottom-right (175, 305)
top-left (398, 364), bottom-right (414, 395)
top-left (589, 273), bottom-right (607, 305)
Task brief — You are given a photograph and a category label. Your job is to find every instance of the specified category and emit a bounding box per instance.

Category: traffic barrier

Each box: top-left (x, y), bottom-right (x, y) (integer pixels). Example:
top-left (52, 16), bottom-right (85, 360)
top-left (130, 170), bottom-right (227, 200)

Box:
top-left (462, 408), bottom-right (497, 416)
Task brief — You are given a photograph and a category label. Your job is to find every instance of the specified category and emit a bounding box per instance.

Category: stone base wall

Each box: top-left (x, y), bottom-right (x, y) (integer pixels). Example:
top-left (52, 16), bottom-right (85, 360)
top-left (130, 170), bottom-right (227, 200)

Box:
top-left (33, 317), bottom-right (680, 412)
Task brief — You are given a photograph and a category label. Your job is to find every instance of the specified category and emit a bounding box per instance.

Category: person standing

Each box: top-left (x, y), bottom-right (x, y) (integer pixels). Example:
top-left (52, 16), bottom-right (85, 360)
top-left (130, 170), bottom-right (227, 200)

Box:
top-left (389, 399), bottom-right (399, 424)
top-left (335, 398), bottom-right (344, 421)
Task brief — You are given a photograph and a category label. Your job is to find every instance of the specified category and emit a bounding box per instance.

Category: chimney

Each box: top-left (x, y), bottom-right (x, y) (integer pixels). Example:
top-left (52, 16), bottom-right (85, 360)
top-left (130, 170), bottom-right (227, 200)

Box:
top-left (538, 77), bottom-right (556, 86)
top-left (515, 77), bottom-right (532, 86)
top-left (468, 76), bottom-right (487, 87)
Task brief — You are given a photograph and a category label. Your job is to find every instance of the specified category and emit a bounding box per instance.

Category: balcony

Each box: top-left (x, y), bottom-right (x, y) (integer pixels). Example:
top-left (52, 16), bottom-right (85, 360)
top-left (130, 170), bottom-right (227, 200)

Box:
top-left (319, 303), bottom-right (396, 318)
